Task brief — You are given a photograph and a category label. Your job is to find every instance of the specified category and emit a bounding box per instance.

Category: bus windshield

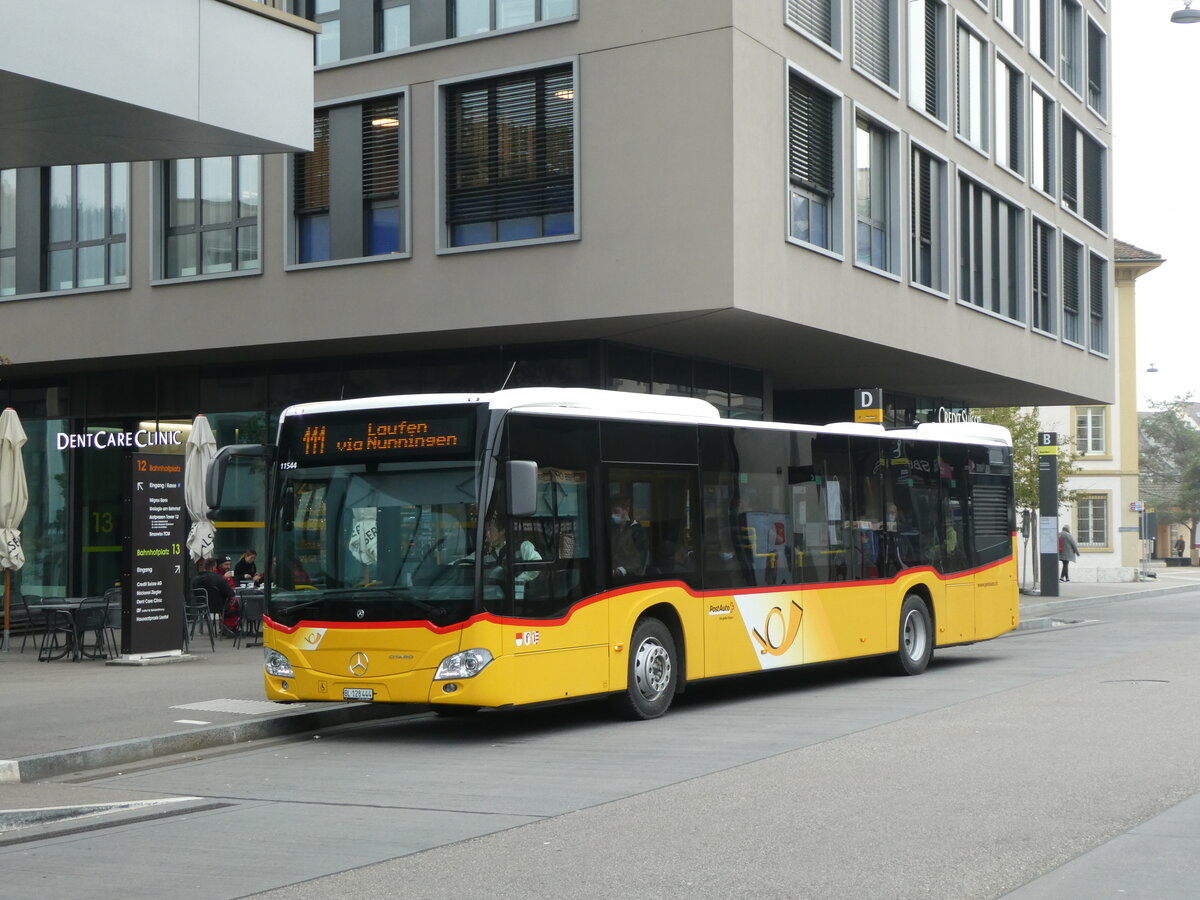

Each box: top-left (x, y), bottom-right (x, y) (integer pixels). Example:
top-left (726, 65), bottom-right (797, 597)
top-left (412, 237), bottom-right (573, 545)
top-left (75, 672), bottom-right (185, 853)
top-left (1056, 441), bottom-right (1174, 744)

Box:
top-left (269, 460), bottom-right (483, 629)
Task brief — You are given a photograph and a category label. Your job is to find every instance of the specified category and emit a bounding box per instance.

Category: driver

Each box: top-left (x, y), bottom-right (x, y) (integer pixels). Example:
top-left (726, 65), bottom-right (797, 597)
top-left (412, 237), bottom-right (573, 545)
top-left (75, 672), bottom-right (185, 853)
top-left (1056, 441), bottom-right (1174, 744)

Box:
top-left (483, 517), bottom-right (542, 591)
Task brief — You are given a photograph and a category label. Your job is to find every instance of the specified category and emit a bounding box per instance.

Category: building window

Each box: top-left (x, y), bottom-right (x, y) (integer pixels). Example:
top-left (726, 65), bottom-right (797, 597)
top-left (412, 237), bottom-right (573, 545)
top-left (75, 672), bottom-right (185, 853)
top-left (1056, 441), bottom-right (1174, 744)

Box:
top-left (1076, 493), bottom-right (1108, 548)
top-left (1089, 251), bottom-right (1108, 354)
top-left (994, 57), bottom-right (1024, 176)
top-left (443, 64), bottom-right (576, 249)
top-left (165, 157), bottom-right (260, 278)
top-left (307, 0), bottom-right (342, 64)
top-left (788, 71), bottom-right (840, 253)
top-left (911, 145), bottom-right (947, 293)
top-left (995, 0), bottom-right (1022, 38)
top-left (1075, 406), bottom-right (1107, 455)
top-left (293, 95), bottom-right (406, 263)
top-left (453, 0), bottom-right (576, 37)
top-left (378, 0), bottom-right (411, 51)
top-left (907, 0), bottom-right (946, 122)
top-left (787, 0), bottom-right (841, 52)
top-left (853, 0), bottom-right (897, 89)
top-left (958, 174), bottom-right (1023, 321)
top-left (1062, 115), bottom-right (1107, 231)
top-left (1031, 86), bottom-right (1055, 196)
top-left (1060, 0), bottom-right (1083, 96)
top-left (0, 169), bottom-right (13, 296)
top-left (46, 164), bottom-right (129, 291)
top-left (302, 1), bottom-right (577, 63)
top-left (854, 115), bottom-right (897, 272)
top-left (1031, 218), bottom-right (1055, 334)
top-left (955, 20), bottom-right (988, 151)
top-left (1086, 16), bottom-right (1107, 117)
top-left (1062, 234), bottom-right (1083, 344)
top-left (1030, 0), bottom-right (1055, 70)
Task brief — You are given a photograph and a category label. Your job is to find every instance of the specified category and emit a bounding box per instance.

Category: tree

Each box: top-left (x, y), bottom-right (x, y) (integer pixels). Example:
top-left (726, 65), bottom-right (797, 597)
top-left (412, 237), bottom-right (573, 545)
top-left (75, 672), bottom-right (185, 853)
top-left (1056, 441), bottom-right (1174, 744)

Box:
top-left (1139, 397), bottom-right (1200, 554)
top-left (974, 407), bottom-right (1077, 514)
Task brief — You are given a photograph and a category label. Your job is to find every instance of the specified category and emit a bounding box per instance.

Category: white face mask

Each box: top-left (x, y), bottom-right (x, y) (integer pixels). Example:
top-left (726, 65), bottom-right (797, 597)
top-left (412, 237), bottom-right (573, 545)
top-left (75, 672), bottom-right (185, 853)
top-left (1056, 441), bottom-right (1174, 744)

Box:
top-left (611, 513), bottom-right (625, 525)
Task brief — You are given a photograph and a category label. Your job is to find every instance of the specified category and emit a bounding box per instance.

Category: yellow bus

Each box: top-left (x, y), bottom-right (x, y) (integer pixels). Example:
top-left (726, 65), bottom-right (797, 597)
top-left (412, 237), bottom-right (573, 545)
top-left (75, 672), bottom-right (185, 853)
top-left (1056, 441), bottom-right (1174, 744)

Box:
top-left (209, 388), bottom-right (1018, 719)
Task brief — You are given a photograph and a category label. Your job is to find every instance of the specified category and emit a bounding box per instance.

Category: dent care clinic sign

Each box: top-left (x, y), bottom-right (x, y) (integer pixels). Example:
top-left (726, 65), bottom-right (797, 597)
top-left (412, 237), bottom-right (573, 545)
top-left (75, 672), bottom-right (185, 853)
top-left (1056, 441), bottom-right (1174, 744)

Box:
top-left (57, 428), bottom-right (183, 451)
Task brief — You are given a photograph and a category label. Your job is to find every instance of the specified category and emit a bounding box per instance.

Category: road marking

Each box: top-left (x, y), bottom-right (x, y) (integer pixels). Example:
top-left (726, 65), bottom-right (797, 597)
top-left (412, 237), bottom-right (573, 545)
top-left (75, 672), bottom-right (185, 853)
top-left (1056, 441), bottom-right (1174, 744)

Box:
top-left (171, 699), bottom-right (300, 715)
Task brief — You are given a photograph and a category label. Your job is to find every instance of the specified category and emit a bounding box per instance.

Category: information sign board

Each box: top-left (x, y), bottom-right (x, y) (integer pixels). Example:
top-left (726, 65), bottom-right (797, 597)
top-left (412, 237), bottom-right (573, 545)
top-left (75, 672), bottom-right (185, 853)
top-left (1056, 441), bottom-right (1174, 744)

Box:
top-left (122, 453), bottom-right (186, 655)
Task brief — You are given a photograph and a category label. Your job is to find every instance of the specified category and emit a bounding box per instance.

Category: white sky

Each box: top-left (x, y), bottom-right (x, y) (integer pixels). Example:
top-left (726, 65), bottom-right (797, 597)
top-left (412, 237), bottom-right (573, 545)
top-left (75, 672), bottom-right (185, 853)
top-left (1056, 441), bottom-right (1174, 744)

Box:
top-left (1113, 3), bottom-right (1200, 408)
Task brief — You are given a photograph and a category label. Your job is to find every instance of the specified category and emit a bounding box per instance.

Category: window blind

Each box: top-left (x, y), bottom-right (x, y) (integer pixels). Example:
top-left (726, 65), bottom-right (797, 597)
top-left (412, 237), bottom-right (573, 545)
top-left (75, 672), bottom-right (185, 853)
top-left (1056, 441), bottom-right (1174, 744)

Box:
top-left (362, 98), bottom-right (401, 200)
top-left (294, 111), bottom-right (330, 212)
top-left (445, 65), bottom-right (574, 227)
top-left (854, 0), bottom-right (891, 85)
top-left (788, 74), bottom-right (835, 197)
top-left (788, 0), bottom-right (833, 45)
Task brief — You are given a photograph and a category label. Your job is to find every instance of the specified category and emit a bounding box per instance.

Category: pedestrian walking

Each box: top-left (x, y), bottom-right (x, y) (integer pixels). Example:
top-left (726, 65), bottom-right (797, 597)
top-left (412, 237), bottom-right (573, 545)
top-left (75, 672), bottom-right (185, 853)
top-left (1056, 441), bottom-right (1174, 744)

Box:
top-left (1174, 537), bottom-right (1186, 558)
top-left (1058, 525), bottom-right (1079, 582)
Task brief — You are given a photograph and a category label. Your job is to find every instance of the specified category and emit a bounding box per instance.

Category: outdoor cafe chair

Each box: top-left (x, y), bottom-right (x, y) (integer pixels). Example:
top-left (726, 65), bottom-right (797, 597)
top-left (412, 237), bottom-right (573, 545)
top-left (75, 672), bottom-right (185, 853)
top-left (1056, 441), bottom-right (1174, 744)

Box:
top-left (38, 598), bottom-right (76, 662)
top-left (233, 592), bottom-right (264, 649)
top-left (99, 588), bottom-right (122, 659)
top-left (18, 594), bottom-right (46, 654)
top-left (185, 587), bottom-right (215, 652)
top-left (75, 597), bottom-right (111, 660)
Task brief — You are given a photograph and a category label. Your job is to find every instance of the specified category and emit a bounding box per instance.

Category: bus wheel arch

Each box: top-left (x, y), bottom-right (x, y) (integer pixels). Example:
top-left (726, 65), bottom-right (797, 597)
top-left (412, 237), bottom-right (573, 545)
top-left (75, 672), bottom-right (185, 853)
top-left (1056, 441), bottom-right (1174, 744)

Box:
top-left (890, 590), bottom-right (933, 676)
top-left (610, 611), bottom-right (682, 720)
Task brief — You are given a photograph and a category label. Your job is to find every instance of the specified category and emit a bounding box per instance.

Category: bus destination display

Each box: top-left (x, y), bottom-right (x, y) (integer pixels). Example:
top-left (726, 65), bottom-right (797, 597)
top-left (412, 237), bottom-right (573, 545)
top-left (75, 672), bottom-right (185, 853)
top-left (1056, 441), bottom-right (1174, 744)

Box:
top-left (284, 409), bottom-right (475, 463)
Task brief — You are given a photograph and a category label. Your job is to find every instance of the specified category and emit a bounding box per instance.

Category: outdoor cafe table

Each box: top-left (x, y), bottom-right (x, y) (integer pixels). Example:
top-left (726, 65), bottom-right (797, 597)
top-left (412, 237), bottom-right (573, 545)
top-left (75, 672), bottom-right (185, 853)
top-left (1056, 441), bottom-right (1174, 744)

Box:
top-left (38, 597), bottom-right (108, 661)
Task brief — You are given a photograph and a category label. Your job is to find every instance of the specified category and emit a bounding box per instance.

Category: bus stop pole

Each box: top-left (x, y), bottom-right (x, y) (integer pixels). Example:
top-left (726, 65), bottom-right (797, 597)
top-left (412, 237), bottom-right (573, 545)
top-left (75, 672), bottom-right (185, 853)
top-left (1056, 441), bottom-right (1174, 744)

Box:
top-left (1038, 432), bottom-right (1059, 598)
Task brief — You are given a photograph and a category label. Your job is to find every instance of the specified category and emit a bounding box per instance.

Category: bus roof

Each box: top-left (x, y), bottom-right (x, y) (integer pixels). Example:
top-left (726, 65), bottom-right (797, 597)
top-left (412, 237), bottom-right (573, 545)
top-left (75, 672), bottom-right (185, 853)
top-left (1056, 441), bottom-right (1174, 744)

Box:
top-left (280, 388), bottom-right (724, 422)
top-left (279, 389), bottom-right (1011, 446)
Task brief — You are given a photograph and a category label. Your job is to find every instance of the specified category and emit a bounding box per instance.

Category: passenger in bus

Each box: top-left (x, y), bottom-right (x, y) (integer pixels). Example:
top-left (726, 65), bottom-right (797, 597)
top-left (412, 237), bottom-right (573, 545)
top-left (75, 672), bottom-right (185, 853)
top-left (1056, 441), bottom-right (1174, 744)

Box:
top-left (609, 496), bottom-right (648, 580)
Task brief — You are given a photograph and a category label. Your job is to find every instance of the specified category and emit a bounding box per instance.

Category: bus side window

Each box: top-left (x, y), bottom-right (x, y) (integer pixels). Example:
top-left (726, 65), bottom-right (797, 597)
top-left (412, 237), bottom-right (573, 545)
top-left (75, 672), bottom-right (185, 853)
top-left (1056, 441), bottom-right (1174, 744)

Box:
top-left (607, 467), bottom-right (700, 590)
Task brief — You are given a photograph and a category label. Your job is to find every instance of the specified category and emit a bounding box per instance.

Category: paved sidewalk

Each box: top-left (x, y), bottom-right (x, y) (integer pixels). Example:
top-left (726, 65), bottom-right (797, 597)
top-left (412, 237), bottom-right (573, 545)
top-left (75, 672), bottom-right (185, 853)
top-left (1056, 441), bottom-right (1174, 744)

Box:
top-left (2, 563), bottom-right (1199, 793)
top-left (0, 632), bottom-right (413, 787)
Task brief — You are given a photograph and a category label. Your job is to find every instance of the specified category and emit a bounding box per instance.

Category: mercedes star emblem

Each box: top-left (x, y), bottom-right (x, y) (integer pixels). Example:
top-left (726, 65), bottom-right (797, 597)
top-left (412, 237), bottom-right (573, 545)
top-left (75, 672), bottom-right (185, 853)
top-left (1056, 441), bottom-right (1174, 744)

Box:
top-left (349, 652), bottom-right (369, 676)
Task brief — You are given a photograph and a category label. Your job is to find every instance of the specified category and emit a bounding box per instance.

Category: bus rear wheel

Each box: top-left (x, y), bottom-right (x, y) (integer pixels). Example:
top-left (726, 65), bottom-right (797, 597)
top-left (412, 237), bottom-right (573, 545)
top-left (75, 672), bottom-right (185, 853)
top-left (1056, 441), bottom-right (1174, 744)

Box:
top-left (891, 594), bottom-right (932, 675)
top-left (611, 617), bottom-right (677, 720)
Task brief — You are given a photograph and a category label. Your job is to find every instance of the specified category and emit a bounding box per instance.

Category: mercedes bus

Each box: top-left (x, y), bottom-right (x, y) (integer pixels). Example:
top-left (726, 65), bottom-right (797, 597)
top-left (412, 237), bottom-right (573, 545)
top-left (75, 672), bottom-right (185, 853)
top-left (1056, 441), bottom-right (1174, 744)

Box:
top-left (207, 388), bottom-right (1018, 719)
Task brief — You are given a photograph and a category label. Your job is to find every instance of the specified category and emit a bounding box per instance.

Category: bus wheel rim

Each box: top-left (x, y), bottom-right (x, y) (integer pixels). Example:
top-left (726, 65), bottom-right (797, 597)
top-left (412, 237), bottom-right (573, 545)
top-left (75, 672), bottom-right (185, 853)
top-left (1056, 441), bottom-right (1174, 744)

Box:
top-left (634, 637), bottom-right (671, 699)
top-left (902, 609), bottom-right (927, 660)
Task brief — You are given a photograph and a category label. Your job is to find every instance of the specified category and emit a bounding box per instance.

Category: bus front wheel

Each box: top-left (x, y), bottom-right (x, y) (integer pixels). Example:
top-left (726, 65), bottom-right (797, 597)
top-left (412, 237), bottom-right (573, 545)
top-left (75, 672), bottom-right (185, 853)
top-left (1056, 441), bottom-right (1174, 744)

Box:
top-left (611, 618), bottom-right (678, 720)
top-left (891, 594), bottom-right (933, 676)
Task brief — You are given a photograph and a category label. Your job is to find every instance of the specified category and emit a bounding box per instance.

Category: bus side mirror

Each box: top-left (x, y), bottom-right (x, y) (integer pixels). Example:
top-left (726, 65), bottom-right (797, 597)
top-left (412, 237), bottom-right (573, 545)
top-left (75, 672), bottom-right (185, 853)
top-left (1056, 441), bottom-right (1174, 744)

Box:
top-left (207, 444), bottom-right (274, 514)
top-left (507, 460), bottom-right (538, 518)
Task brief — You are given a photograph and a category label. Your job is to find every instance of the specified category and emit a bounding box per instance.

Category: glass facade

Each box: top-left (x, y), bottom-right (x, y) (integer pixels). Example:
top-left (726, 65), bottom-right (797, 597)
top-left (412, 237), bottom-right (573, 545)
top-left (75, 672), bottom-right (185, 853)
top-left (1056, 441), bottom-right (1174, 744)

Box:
top-left (1, 343), bottom-right (765, 597)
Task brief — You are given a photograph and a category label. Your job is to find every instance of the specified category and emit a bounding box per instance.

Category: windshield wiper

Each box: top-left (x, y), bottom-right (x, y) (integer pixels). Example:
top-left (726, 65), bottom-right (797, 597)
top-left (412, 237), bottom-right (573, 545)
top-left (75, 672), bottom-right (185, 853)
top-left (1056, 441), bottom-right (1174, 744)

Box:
top-left (275, 586), bottom-right (447, 619)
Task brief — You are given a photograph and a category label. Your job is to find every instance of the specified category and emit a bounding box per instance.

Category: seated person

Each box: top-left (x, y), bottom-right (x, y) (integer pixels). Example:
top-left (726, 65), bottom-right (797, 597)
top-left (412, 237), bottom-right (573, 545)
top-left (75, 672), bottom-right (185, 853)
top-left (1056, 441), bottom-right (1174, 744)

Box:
top-left (193, 557), bottom-right (237, 636)
top-left (483, 517), bottom-right (541, 593)
top-left (234, 549), bottom-right (263, 585)
top-left (609, 497), bottom-right (648, 580)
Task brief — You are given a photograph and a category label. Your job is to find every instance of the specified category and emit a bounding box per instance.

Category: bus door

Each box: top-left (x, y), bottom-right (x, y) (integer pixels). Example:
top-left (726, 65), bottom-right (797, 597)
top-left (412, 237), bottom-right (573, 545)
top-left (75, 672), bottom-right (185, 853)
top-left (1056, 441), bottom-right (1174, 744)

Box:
top-left (497, 415), bottom-right (607, 705)
top-left (935, 443), bottom-right (975, 642)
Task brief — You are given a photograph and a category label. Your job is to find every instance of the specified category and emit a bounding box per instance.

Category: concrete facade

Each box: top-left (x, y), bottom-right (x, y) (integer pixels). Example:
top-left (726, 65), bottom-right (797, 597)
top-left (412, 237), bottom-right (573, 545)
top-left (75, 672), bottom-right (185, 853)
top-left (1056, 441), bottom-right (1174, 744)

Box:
top-left (2, 0), bottom-right (1114, 409)
top-left (0, 0), bottom-right (316, 167)
top-left (1041, 240), bottom-right (1163, 582)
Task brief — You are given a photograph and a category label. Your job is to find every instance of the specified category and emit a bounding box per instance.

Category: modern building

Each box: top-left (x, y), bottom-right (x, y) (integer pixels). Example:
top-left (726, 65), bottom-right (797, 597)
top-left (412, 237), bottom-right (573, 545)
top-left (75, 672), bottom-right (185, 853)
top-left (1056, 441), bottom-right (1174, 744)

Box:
top-left (1038, 239), bottom-right (1162, 582)
top-left (1, 0), bottom-right (1116, 597)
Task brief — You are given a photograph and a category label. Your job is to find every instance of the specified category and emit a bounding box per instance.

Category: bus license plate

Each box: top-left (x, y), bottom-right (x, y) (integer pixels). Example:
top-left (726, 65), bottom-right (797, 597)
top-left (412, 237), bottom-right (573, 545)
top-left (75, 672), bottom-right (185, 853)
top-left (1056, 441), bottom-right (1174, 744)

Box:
top-left (343, 688), bottom-right (374, 701)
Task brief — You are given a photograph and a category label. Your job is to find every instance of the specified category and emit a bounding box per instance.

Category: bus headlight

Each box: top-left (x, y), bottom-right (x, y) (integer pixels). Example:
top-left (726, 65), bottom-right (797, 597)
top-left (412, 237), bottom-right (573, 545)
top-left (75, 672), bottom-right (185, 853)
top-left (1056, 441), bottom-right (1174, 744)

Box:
top-left (434, 648), bottom-right (493, 680)
top-left (265, 648), bottom-right (295, 678)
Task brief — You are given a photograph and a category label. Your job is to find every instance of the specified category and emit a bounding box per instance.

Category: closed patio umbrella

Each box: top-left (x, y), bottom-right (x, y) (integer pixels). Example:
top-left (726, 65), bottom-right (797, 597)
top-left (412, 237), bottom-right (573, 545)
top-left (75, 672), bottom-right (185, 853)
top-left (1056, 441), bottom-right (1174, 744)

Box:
top-left (0, 407), bottom-right (29, 652)
top-left (184, 415), bottom-right (217, 563)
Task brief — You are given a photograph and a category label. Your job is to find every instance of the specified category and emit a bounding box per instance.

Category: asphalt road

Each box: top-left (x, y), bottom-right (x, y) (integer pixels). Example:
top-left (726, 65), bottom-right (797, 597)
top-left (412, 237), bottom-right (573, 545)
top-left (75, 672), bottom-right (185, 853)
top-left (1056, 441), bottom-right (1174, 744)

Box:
top-left (5, 591), bottom-right (1200, 899)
